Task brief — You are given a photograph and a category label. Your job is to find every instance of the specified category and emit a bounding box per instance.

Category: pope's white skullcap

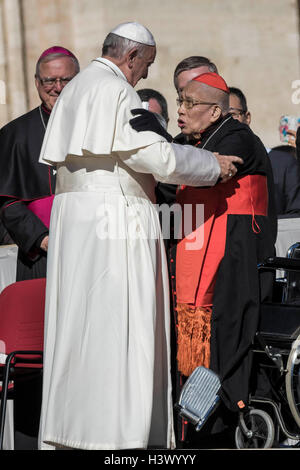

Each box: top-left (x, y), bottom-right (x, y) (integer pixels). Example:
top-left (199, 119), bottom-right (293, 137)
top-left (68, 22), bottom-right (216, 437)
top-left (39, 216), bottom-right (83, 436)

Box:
top-left (110, 22), bottom-right (156, 47)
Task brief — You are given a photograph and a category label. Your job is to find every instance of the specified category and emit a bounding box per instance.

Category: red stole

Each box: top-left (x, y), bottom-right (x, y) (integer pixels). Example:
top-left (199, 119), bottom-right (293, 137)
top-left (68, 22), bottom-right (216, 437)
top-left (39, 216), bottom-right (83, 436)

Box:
top-left (175, 175), bottom-right (268, 307)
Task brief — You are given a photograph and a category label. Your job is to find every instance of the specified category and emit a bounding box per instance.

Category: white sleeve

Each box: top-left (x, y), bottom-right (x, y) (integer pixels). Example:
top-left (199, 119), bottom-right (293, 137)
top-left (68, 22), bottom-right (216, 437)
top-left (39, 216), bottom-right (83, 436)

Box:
top-left (117, 141), bottom-right (220, 187)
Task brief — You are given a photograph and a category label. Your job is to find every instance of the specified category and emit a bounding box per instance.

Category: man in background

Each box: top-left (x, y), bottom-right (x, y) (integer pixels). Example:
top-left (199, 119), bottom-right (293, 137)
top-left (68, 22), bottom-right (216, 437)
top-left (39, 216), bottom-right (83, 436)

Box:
top-left (0, 46), bottom-right (80, 281)
top-left (137, 87), bottom-right (169, 129)
top-left (229, 86), bottom-right (251, 125)
top-left (174, 56), bottom-right (218, 93)
top-left (229, 86), bottom-right (300, 219)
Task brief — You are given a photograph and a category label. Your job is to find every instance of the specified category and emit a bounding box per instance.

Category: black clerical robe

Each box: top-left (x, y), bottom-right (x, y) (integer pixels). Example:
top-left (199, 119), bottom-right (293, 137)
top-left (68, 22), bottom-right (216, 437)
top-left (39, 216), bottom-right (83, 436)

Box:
top-left (268, 147), bottom-right (300, 216)
top-left (0, 106), bottom-right (55, 280)
top-left (171, 116), bottom-right (277, 443)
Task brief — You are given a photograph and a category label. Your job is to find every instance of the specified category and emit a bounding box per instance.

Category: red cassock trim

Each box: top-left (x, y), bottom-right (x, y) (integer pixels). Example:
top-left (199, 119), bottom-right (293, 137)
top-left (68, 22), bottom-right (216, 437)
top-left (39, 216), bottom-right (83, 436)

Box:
top-left (175, 175), bottom-right (268, 306)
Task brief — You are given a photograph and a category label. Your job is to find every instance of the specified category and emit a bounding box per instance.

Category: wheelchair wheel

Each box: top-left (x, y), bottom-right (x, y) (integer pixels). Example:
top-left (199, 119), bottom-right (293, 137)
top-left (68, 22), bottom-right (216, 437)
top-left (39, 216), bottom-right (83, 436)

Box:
top-left (285, 335), bottom-right (300, 427)
top-left (235, 409), bottom-right (275, 449)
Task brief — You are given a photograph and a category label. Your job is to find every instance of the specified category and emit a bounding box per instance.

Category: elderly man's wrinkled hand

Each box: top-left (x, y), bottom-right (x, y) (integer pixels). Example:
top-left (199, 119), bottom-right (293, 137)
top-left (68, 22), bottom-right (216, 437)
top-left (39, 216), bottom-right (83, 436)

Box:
top-left (213, 152), bottom-right (244, 183)
top-left (40, 235), bottom-right (49, 252)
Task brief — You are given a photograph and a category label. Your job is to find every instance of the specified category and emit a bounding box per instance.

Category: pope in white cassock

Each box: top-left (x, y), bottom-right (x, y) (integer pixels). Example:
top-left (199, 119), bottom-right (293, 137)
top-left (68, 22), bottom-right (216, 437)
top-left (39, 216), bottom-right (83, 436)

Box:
top-left (38, 22), bottom-right (242, 450)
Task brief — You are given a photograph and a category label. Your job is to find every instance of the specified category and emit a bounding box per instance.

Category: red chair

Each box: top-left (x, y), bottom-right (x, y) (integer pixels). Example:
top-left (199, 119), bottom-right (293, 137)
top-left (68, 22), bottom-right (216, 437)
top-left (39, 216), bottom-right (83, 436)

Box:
top-left (0, 278), bottom-right (46, 449)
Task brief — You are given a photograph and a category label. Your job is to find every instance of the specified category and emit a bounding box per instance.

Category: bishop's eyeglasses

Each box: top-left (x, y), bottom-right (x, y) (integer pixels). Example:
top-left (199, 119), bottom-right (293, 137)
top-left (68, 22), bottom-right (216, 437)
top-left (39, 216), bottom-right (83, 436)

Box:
top-left (38, 76), bottom-right (74, 89)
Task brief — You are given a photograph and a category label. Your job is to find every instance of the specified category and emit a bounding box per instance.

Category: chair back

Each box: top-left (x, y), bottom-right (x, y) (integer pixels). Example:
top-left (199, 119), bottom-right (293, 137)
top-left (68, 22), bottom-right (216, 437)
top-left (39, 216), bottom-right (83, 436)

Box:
top-left (0, 278), bottom-right (46, 356)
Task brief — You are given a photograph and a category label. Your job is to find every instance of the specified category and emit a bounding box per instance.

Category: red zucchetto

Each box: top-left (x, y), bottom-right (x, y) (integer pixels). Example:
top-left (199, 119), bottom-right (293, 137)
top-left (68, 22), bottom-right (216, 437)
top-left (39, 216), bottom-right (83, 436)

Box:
top-left (193, 72), bottom-right (229, 93)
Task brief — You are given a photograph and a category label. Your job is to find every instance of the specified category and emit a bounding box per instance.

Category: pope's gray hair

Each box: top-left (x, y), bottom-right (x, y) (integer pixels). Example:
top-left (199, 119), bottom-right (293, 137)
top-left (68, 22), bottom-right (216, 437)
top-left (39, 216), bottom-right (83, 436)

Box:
top-left (102, 33), bottom-right (150, 59)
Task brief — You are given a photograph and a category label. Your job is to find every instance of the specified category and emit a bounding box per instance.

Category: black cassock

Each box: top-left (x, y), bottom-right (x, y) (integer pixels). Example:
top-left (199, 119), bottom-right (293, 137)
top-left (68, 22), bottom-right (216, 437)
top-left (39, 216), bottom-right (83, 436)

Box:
top-left (169, 116), bottom-right (277, 445)
top-left (0, 106), bottom-right (55, 281)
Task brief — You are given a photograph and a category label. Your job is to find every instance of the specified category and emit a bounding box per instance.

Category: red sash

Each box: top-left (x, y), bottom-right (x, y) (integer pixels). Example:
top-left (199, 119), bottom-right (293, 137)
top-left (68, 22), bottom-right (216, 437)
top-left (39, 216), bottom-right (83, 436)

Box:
top-left (27, 195), bottom-right (54, 229)
top-left (175, 175), bottom-right (268, 306)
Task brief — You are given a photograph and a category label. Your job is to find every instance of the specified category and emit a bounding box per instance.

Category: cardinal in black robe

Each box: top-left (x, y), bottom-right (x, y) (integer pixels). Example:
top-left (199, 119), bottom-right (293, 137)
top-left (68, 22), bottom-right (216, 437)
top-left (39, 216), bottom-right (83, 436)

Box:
top-left (172, 73), bottom-right (277, 446)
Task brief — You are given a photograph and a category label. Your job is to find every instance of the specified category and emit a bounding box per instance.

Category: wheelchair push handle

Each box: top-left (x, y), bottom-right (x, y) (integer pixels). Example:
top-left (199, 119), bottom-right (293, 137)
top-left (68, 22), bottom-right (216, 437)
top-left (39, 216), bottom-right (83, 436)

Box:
top-left (259, 256), bottom-right (300, 271)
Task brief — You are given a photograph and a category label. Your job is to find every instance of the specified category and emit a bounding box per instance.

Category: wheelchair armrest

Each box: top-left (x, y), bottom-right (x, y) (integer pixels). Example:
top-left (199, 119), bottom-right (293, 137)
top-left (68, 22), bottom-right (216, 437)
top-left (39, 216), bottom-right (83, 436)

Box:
top-left (258, 256), bottom-right (300, 271)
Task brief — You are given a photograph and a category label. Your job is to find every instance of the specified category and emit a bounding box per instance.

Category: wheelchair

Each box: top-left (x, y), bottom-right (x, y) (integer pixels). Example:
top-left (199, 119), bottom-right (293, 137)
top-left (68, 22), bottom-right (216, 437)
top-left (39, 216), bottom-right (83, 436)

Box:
top-left (234, 253), bottom-right (300, 448)
top-left (177, 247), bottom-right (300, 449)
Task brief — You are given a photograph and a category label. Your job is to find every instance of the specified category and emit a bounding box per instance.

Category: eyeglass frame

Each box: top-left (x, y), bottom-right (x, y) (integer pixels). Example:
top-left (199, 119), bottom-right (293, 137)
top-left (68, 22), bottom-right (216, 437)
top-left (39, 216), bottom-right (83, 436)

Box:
top-left (36, 75), bottom-right (74, 89)
top-left (176, 97), bottom-right (218, 110)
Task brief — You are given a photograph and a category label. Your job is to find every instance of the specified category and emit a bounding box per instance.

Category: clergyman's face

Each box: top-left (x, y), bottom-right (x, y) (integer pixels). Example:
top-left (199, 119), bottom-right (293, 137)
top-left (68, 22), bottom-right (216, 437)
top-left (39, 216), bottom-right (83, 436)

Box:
top-left (35, 56), bottom-right (78, 111)
top-left (177, 81), bottom-right (218, 139)
top-left (148, 98), bottom-right (162, 115)
top-left (130, 46), bottom-right (156, 87)
top-left (176, 65), bottom-right (212, 94)
top-left (229, 93), bottom-right (251, 125)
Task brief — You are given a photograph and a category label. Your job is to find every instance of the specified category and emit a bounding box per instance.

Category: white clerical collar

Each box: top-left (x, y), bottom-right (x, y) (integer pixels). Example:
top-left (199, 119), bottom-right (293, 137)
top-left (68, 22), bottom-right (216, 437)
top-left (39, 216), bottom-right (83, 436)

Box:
top-left (93, 57), bottom-right (127, 82)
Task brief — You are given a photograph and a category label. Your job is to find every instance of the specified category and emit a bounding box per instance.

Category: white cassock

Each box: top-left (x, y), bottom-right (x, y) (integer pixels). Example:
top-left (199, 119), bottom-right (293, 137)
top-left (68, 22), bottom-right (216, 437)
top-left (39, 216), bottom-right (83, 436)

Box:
top-left (38, 58), bottom-right (221, 450)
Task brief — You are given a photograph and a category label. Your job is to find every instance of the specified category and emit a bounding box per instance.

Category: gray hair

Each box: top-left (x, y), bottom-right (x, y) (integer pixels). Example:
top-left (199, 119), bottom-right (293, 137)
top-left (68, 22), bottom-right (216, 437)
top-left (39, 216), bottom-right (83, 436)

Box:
top-left (35, 53), bottom-right (80, 77)
top-left (102, 33), bottom-right (149, 59)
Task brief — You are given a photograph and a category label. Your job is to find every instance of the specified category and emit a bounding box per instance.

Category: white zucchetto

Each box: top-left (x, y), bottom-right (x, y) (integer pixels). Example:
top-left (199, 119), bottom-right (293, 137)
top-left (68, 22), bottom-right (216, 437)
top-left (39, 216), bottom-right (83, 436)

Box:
top-left (109, 22), bottom-right (156, 46)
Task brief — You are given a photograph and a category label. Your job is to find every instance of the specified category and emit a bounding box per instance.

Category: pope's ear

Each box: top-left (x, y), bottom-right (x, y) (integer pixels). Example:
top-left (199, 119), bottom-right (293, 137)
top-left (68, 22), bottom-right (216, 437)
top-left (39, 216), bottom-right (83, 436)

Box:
top-left (127, 48), bottom-right (139, 68)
